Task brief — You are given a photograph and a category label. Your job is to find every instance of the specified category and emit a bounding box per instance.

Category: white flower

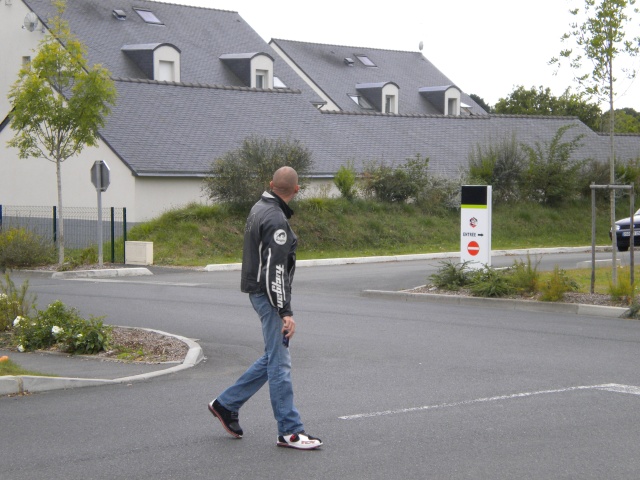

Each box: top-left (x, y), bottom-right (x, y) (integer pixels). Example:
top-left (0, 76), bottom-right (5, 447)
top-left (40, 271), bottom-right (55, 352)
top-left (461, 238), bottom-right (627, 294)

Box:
top-left (13, 316), bottom-right (23, 327)
top-left (0, 293), bottom-right (7, 300)
top-left (17, 345), bottom-right (25, 352)
top-left (51, 326), bottom-right (64, 336)
top-left (76, 333), bottom-right (83, 339)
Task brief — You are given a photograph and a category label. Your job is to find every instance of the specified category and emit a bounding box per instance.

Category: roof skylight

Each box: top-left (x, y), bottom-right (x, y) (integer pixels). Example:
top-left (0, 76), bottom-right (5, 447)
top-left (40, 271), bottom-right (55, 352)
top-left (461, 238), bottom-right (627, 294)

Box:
top-left (134, 8), bottom-right (163, 25)
top-left (356, 55), bottom-right (376, 67)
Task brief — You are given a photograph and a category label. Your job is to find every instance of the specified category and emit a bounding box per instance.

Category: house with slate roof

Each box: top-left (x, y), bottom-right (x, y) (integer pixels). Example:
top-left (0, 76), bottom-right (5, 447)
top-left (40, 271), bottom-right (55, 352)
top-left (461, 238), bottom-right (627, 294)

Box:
top-left (1, 0), bottom-right (639, 223)
top-left (269, 39), bottom-right (488, 116)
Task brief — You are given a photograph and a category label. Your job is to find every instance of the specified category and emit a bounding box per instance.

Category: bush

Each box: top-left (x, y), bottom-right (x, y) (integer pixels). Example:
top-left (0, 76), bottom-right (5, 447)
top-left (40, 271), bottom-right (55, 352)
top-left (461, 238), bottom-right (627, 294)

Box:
top-left (608, 272), bottom-right (636, 305)
top-left (429, 260), bottom-right (472, 290)
top-left (507, 256), bottom-right (540, 295)
top-left (334, 162), bottom-right (358, 200)
top-left (202, 135), bottom-right (314, 205)
top-left (361, 155), bottom-right (430, 203)
top-left (469, 266), bottom-right (515, 297)
top-left (0, 274), bottom-right (36, 331)
top-left (0, 228), bottom-right (55, 272)
top-left (539, 266), bottom-right (579, 301)
top-left (418, 174), bottom-right (463, 214)
top-left (12, 300), bottom-right (111, 354)
top-left (520, 125), bottom-right (586, 206)
top-left (467, 135), bottom-right (525, 204)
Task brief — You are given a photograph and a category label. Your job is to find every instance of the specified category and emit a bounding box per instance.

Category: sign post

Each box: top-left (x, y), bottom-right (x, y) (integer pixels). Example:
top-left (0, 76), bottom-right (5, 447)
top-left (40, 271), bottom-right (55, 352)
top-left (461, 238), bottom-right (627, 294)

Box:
top-left (460, 185), bottom-right (492, 269)
top-left (90, 161), bottom-right (111, 267)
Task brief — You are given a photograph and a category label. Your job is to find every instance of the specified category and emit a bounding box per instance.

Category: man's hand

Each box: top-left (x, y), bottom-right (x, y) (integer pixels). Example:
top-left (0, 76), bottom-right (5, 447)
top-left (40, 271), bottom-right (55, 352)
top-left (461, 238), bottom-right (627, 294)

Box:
top-left (282, 316), bottom-right (296, 338)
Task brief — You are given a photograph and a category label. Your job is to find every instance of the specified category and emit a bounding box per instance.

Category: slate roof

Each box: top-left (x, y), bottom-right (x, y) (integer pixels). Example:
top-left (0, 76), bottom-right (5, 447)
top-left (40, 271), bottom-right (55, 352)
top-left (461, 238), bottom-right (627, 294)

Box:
top-left (270, 39), bottom-right (488, 116)
top-left (22, 0), bottom-right (322, 105)
top-left (101, 78), bottom-right (640, 179)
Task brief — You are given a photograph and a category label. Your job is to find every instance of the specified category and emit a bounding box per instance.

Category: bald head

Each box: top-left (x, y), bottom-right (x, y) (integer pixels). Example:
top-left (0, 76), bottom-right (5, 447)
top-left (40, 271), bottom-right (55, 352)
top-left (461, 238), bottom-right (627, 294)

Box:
top-left (270, 166), bottom-right (299, 202)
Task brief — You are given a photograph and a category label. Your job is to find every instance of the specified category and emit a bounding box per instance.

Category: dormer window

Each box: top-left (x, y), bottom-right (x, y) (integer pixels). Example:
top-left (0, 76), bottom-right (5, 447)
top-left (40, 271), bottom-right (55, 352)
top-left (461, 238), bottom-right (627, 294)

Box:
top-left (356, 54), bottom-right (376, 67)
top-left (122, 43), bottom-right (181, 81)
top-left (355, 82), bottom-right (399, 113)
top-left (385, 95), bottom-right (396, 114)
top-left (419, 85), bottom-right (461, 116)
top-left (220, 52), bottom-right (275, 89)
top-left (134, 8), bottom-right (163, 25)
top-left (256, 70), bottom-right (267, 89)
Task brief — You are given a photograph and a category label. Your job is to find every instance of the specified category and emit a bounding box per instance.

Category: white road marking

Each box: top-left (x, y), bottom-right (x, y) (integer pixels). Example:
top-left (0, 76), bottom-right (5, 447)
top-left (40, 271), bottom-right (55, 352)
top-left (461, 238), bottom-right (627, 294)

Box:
top-left (66, 279), bottom-right (204, 287)
top-left (339, 384), bottom-right (640, 420)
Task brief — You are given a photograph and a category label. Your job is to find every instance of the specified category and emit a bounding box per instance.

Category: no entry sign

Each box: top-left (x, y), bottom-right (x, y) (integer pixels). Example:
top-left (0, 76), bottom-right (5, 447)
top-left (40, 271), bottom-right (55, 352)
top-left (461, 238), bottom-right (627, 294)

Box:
top-left (460, 186), bottom-right (492, 268)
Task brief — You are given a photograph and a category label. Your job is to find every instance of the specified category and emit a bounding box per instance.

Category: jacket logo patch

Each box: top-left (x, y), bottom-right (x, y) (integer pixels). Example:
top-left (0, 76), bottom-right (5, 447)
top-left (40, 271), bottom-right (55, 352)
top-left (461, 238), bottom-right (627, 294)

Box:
top-left (274, 229), bottom-right (287, 245)
top-left (272, 264), bottom-right (285, 308)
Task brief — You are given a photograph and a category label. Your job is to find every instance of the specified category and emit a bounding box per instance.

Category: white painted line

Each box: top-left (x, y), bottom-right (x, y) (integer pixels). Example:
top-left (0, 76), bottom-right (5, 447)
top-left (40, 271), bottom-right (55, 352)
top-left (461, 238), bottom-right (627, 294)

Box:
top-left (339, 384), bottom-right (640, 420)
top-left (594, 383), bottom-right (640, 395)
top-left (67, 279), bottom-right (204, 287)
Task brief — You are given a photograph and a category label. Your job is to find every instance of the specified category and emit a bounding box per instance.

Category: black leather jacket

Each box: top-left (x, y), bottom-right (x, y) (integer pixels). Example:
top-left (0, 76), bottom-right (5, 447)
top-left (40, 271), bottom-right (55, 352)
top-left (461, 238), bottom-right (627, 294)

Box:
top-left (240, 191), bottom-right (297, 318)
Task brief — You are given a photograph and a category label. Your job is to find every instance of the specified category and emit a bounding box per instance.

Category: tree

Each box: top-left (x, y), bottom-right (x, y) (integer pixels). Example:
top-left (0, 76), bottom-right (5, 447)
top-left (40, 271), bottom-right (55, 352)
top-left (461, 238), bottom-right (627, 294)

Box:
top-left (469, 93), bottom-right (493, 114)
top-left (494, 85), bottom-right (602, 130)
top-left (203, 135), bottom-right (314, 205)
top-left (7, 0), bottom-right (117, 265)
top-left (550, 0), bottom-right (640, 284)
top-left (520, 125), bottom-right (587, 206)
top-left (599, 108), bottom-right (640, 132)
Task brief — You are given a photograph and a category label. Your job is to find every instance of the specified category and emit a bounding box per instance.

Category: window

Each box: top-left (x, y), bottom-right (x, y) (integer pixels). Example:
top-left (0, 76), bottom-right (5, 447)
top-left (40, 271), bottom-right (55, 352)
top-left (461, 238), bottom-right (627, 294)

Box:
top-left (273, 76), bottom-right (287, 88)
top-left (134, 8), bottom-right (163, 25)
top-left (22, 56), bottom-right (31, 67)
top-left (255, 70), bottom-right (267, 89)
top-left (385, 95), bottom-right (396, 114)
top-left (158, 61), bottom-right (175, 81)
top-left (447, 98), bottom-right (458, 116)
top-left (356, 54), bottom-right (376, 67)
top-left (348, 94), bottom-right (374, 110)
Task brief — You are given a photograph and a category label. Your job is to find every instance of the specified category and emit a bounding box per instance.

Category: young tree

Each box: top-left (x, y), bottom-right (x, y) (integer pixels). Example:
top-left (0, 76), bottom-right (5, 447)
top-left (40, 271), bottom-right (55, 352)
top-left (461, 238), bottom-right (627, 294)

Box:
top-left (7, 0), bottom-right (117, 265)
top-left (550, 0), bottom-right (639, 283)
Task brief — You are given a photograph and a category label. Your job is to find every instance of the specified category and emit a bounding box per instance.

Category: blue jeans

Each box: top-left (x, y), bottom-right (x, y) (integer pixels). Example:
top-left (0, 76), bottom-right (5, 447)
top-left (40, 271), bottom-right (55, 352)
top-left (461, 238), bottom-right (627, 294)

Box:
top-left (217, 292), bottom-right (304, 436)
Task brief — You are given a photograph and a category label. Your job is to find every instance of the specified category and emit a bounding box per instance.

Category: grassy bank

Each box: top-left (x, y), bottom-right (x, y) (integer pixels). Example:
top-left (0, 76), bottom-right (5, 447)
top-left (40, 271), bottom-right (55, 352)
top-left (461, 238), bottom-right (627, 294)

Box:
top-left (126, 198), bottom-right (622, 266)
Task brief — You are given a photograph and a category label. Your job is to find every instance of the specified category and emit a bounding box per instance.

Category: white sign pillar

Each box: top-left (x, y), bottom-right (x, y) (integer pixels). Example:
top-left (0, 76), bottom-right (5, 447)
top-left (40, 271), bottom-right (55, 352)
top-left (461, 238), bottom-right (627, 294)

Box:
top-left (460, 185), bottom-right (492, 269)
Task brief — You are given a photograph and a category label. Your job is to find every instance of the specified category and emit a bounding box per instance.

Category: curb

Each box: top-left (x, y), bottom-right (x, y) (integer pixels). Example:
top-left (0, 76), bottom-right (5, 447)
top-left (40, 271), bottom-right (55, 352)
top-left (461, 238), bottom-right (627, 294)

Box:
top-left (0, 327), bottom-right (204, 396)
top-left (52, 267), bottom-right (153, 279)
top-left (203, 246), bottom-right (611, 271)
top-left (362, 290), bottom-right (630, 318)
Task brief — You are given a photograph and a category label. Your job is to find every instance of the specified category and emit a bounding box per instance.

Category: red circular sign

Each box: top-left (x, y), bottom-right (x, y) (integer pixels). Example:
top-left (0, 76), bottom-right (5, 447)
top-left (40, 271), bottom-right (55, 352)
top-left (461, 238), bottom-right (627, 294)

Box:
top-left (467, 241), bottom-right (480, 256)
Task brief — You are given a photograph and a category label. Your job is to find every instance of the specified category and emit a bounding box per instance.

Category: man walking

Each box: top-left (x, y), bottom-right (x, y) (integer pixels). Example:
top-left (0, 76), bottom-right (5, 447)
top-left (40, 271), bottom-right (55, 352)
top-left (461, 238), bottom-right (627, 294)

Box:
top-left (208, 166), bottom-right (323, 450)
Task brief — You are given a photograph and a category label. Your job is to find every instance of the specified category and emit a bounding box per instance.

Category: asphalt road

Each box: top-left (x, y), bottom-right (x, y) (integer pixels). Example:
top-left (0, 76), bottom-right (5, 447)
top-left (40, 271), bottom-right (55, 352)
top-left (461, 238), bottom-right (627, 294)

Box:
top-left (2, 250), bottom-right (640, 479)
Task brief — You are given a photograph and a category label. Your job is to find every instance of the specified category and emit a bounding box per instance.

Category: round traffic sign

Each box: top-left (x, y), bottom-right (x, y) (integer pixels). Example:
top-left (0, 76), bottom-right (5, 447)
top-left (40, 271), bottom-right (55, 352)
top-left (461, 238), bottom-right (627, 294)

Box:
top-left (467, 241), bottom-right (480, 256)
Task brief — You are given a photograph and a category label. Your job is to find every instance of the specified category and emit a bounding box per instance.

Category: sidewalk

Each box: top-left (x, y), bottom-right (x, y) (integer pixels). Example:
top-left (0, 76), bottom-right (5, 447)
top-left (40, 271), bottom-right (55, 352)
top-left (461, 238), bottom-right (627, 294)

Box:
top-left (0, 328), bottom-right (203, 396)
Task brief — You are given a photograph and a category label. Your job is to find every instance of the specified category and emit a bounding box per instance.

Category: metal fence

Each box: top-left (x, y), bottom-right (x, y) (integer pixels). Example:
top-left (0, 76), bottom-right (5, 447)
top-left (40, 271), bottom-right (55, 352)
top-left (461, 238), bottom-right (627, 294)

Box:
top-left (0, 205), bottom-right (128, 263)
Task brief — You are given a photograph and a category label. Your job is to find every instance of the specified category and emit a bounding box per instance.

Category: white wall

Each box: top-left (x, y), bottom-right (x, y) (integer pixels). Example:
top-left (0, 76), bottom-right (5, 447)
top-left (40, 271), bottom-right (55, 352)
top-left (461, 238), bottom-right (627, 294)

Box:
top-left (154, 45), bottom-right (181, 82)
top-left (444, 87), bottom-right (461, 116)
top-left (133, 177), bottom-right (208, 220)
top-left (382, 83), bottom-right (400, 114)
top-left (0, 1), bottom-right (46, 119)
top-left (251, 54), bottom-right (273, 89)
top-left (0, 125), bottom-right (136, 211)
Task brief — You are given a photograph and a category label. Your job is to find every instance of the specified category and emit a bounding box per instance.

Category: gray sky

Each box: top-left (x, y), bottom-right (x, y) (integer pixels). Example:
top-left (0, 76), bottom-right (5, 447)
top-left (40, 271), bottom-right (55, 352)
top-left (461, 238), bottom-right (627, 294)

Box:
top-left (156, 0), bottom-right (640, 110)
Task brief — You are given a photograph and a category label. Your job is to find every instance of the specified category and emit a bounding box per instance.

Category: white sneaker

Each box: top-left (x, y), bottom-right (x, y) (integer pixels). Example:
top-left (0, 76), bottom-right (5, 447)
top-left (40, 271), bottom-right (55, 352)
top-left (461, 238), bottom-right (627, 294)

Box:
top-left (277, 431), bottom-right (323, 450)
